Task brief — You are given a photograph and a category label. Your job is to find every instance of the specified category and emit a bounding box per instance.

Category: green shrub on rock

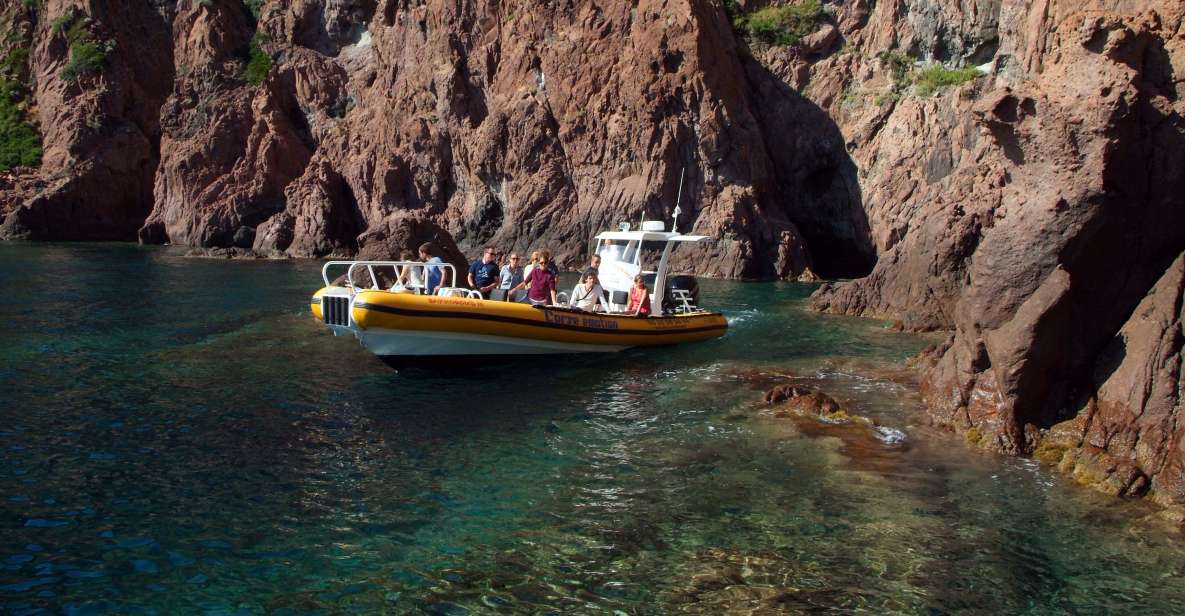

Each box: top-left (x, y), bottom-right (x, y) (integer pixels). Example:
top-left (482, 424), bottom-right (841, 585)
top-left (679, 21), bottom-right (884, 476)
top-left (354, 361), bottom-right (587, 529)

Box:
top-left (244, 0), bottom-right (264, 22)
top-left (750, 2), bottom-right (821, 46)
top-left (62, 40), bottom-right (108, 81)
top-left (877, 50), bottom-right (914, 88)
top-left (730, 0), bottom-right (823, 48)
top-left (0, 44), bottom-right (41, 170)
top-left (53, 8), bottom-right (111, 82)
top-left (914, 64), bottom-right (981, 97)
top-left (0, 100), bottom-right (42, 170)
top-left (243, 32), bottom-right (272, 86)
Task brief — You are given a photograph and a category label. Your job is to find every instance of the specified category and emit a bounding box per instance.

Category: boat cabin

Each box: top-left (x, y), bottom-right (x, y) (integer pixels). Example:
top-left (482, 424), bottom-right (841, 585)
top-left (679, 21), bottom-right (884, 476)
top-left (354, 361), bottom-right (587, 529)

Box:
top-left (593, 220), bottom-right (708, 313)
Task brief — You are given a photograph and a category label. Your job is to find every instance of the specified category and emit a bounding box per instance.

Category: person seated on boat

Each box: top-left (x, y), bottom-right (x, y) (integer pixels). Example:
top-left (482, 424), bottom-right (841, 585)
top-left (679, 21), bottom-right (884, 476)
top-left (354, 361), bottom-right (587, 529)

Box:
top-left (498, 253), bottom-right (524, 291)
top-left (394, 250), bottom-right (420, 292)
top-left (418, 242), bottom-right (446, 295)
top-left (522, 250), bottom-right (540, 280)
top-left (513, 250), bottom-right (557, 306)
top-left (628, 274), bottom-right (651, 317)
top-left (468, 246), bottom-right (500, 298)
top-left (588, 254), bottom-right (601, 275)
top-left (569, 270), bottom-right (607, 312)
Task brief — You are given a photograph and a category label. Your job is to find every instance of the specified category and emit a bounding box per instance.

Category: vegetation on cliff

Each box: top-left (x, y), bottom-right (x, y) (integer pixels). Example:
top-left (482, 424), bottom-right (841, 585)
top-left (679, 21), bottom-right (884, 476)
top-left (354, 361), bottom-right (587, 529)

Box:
top-left (243, 32), bottom-right (272, 85)
top-left (0, 10), bottom-right (40, 171)
top-left (727, 0), bottom-right (823, 48)
top-left (913, 64), bottom-right (981, 96)
top-left (0, 77), bottom-right (41, 171)
top-left (241, 1), bottom-right (271, 86)
top-left (842, 51), bottom-right (981, 106)
top-left (53, 7), bottom-right (112, 83)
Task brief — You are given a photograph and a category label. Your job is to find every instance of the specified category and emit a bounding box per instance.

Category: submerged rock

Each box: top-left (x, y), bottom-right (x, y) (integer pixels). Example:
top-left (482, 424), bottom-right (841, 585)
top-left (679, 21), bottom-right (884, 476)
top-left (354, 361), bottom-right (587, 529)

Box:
top-left (759, 382), bottom-right (911, 459)
top-left (762, 384), bottom-right (869, 426)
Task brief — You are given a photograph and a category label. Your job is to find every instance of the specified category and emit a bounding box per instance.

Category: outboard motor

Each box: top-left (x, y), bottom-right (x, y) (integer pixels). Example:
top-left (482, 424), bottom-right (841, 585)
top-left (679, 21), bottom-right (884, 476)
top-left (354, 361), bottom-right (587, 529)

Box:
top-left (641, 273), bottom-right (701, 314)
top-left (664, 274), bottom-right (700, 313)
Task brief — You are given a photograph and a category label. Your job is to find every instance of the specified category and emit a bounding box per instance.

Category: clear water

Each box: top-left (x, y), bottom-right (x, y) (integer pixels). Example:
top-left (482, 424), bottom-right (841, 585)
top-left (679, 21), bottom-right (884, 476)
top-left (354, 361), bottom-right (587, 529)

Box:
top-left (1, 243), bottom-right (1183, 615)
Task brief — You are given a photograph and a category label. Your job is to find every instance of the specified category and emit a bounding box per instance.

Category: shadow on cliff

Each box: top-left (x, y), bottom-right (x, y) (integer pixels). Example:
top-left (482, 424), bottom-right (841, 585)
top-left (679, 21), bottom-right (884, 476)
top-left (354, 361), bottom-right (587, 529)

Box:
top-left (1043, 33), bottom-right (1185, 432)
top-left (740, 54), bottom-right (874, 280)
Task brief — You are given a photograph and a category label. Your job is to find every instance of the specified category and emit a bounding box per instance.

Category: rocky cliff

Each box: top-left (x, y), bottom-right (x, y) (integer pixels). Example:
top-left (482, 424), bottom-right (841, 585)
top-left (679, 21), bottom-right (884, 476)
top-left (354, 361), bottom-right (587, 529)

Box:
top-left (1, 0), bottom-right (875, 279)
top-left (803, 0), bottom-right (1185, 509)
top-left (2, 1), bottom-right (1183, 508)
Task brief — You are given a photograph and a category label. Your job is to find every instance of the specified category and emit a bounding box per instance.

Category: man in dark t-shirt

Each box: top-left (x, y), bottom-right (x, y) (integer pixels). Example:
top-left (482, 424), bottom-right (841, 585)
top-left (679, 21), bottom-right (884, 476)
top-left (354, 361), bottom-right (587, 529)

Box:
top-left (468, 247), bottom-right (500, 297)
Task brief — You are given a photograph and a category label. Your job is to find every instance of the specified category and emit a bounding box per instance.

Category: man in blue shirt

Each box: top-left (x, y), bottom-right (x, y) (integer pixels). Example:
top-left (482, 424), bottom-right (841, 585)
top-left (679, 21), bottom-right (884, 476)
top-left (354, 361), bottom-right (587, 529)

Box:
top-left (418, 242), bottom-right (446, 295)
top-left (468, 246), bottom-right (500, 298)
top-left (499, 253), bottom-right (524, 290)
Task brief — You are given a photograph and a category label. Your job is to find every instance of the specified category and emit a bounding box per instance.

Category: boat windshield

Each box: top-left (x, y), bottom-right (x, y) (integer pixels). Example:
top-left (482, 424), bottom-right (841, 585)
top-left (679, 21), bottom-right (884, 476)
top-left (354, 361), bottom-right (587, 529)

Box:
top-left (596, 240), bottom-right (640, 293)
top-left (598, 240), bottom-right (639, 266)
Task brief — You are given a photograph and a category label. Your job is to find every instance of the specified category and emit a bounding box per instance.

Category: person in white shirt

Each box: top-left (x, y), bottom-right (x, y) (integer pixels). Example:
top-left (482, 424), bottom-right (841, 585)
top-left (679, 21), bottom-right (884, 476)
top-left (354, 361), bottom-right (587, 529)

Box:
top-left (522, 250), bottom-right (540, 280)
top-left (569, 270), bottom-right (607, 312)
top-left (394, 250), bottom-right (421, 291)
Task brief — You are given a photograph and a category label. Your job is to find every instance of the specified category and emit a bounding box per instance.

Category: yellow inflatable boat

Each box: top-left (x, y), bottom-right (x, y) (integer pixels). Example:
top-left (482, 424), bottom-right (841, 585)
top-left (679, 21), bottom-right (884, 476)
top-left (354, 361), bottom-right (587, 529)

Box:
top-left (309, 220), bottom-right (728, 357)
top-left (311, 289), bottom-right (727, 355)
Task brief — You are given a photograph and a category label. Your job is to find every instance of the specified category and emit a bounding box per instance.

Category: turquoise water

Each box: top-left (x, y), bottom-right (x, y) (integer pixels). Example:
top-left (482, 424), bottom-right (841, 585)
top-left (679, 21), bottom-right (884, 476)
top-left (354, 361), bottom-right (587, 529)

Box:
top-left (1, 243), bottom-right (1183, 615)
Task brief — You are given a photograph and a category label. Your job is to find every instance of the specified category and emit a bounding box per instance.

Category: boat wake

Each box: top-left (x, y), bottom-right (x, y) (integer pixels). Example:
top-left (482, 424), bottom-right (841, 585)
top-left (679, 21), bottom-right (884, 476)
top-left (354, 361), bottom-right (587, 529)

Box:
top-left (726, 309), bottom-right (760, 326)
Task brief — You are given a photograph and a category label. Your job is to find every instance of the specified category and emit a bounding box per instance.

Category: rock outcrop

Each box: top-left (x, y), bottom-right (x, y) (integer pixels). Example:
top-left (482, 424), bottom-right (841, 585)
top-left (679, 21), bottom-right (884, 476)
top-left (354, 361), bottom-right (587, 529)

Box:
top-left (801, 1), bottom-right (1185, 505)
top-left (0, 0), bottom-right (174, 241)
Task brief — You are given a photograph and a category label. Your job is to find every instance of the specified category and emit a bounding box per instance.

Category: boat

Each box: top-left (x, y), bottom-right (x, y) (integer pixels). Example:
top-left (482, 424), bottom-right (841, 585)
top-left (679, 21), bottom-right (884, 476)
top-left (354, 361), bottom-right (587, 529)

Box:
top-left (309, 220), bottom-right (728, 356)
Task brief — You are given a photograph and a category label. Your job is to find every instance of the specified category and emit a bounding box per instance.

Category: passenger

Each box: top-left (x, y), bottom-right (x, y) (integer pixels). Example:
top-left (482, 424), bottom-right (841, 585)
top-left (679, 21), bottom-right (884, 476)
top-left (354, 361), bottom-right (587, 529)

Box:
top-left (588, 253), bottom-right (601, 275)
top-left (522, 250), bottom-right (541, 279)
top-left (515, 250), bottom-right (557, 305)
top-left (395, 250), bottom-right (420, 291)
top-left (627, 274), bottom-right (651, 317)
top-left (546, 252), bottom-right (560, 276)
top-left (499, 252), bottom-right (524, 290)
top-left (569, 270), bottom-right (607, 312)
top-left (468, 246), bottom-right (500, 298)
top-left (418, 242), bottom-right (446, 295)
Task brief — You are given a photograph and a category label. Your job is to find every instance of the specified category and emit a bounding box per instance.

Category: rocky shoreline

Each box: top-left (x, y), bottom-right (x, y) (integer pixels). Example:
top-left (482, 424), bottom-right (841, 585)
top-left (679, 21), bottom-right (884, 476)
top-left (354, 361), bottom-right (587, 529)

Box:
top-left (1, 1), bottom-right (1183, 516)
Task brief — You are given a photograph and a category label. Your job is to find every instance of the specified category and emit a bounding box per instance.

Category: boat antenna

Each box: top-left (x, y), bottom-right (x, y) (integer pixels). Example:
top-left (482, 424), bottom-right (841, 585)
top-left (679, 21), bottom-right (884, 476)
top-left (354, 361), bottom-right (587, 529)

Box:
top-left (672, 167), bottom-right (685, 233)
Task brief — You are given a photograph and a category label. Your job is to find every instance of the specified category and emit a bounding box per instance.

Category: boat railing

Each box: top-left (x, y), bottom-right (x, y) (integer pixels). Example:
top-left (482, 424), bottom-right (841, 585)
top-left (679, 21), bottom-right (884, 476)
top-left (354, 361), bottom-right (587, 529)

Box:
top-left (321, 260), bottom-right (458, 291)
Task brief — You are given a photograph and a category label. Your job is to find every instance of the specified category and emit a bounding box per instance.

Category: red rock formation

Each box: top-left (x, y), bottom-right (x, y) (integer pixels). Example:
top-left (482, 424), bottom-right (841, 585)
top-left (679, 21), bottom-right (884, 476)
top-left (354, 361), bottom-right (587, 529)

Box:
top-left (128, 0), bottom-right (855, 278)
top-left (0, 0), bottom-right (174, 241)
top-left (803, 1), bottom-right (1185, 504)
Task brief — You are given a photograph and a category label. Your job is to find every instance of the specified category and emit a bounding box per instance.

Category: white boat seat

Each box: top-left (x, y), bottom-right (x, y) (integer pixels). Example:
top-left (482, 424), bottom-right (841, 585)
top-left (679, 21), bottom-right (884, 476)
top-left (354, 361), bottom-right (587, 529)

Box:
top-left (437, 287), bottom-right (481, 299)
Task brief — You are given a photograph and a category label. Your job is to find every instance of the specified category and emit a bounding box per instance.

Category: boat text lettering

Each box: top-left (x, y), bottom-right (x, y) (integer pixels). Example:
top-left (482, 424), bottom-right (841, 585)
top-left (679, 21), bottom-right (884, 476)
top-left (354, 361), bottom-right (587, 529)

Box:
top-left (427, 297), bottom-right (482, 308)
top-left (543, 311), bottom-right (620, 330)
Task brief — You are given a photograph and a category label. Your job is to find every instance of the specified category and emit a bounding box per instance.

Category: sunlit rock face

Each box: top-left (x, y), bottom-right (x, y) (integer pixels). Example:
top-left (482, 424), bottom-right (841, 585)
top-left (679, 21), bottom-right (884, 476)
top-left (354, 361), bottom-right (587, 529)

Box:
top-left (3, 0), bottom-right (878, 279)
top-left (804, 0), bottom-right (1185, 504)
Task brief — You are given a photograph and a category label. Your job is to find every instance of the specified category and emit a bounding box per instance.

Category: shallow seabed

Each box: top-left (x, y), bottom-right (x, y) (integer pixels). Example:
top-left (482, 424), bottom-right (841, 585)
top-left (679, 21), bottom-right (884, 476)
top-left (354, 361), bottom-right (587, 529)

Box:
top-left (1, 243), bottom-right (1183, 615)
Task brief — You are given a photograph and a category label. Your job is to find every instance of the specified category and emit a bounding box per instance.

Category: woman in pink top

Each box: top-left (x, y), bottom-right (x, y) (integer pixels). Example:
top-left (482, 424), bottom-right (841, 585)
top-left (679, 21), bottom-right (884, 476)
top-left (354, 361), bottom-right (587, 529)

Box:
top-left (627, 275), bottom-right (651, 316)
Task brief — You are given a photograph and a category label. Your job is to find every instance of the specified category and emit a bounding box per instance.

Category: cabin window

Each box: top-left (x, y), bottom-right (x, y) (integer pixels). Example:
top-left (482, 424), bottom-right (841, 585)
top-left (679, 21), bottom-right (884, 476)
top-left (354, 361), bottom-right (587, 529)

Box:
top-left (599, 240), bottom-right (640, 265)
